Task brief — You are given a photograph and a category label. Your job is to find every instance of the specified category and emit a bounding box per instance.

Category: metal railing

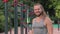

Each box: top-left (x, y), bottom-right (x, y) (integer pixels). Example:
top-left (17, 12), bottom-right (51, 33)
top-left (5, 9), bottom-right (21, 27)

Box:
top-left (3, 0), bottom-right (33, 34)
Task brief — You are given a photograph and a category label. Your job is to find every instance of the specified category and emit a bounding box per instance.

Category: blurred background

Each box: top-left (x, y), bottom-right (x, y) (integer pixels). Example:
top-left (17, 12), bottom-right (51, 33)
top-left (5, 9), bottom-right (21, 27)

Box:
top-left (0, 0), bottom-right (60, 34)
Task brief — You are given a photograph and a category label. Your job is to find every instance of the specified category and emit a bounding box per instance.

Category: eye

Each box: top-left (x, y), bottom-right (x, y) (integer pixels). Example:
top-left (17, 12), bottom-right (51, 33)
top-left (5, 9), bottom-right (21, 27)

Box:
top-left (34, 9), bottom-right (39, 10)
top-left (38, 9), bottom-right (40, 10)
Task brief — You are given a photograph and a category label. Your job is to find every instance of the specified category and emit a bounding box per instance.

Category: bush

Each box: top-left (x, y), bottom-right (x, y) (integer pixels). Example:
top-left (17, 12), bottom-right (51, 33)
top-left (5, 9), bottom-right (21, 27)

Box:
top-left (50, 16), bottom-right (58, 24)
top-left (0, 12), bottom-right (10, 33)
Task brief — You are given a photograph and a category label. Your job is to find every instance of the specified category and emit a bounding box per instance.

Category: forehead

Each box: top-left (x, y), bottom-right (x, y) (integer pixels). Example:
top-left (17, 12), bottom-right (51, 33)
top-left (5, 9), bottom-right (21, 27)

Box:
top-left (34, 5), bottom-right (41, 9)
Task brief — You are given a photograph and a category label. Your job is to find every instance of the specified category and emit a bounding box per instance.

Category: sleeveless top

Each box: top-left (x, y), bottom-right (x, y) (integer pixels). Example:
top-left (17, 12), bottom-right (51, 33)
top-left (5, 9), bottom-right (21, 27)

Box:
top-left (32, 18), bottom-right (48, 34)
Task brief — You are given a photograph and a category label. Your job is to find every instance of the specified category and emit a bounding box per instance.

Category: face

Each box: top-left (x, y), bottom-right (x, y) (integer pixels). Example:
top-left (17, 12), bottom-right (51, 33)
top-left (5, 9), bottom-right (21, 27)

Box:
top-left (34, 5), bottom-right (43, 16)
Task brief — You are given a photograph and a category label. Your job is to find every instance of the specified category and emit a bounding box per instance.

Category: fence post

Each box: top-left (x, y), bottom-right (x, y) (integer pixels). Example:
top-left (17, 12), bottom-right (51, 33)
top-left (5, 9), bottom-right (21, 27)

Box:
top-left (20, 2), bottom-right (24, 34)
top-left (58, 20), bottom-right (60, 31)
top-left (14, 0), bottom-right (18, 34)
top-left (26, 6), bottom-right (30, 34)
top-left (3, 0), bottom-right (8, 34)
top-left (25, 5), bottom-right (28, 34)
top-left (9, 12), bottom-right (13, 34)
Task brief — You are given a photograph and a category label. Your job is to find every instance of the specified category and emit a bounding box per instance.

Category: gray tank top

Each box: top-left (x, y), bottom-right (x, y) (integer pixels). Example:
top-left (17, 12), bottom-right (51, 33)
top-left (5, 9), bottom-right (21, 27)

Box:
top-left (32, 18), bottom-right (48, 34)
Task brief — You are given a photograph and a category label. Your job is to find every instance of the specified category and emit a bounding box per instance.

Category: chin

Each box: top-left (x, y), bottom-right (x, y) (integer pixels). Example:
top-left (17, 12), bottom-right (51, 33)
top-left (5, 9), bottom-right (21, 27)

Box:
top-left (36, 13), bottom-right (41, 17)
top-left (36, 13), bottom-right (40, 15)
top-left (36, 14), bottom-right (40, 16)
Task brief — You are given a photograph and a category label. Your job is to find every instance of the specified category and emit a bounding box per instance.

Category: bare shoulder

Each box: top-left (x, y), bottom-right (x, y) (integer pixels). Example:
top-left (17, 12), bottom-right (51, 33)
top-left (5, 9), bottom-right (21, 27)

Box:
top-left (32, 18), bottom-right (36, 23)
top-left (45, 16), bottom-right (52, 24)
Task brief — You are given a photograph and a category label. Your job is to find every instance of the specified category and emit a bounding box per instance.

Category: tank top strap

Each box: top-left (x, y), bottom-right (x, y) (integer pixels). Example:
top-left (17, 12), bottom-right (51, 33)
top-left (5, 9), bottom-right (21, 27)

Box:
top-left (42, 16), bottom-right (47, 26)
top-left (42, 16), bottom-right (46, 22)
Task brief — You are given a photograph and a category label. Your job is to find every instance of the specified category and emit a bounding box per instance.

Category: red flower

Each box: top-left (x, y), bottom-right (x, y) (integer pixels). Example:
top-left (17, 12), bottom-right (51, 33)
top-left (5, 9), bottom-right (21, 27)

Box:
top-left (30, 11), bottom-right (33, 14)
top-left (20, 3), bottom-right (24, 6)
top-left (14, 0), bottom-right (17, 3)
top-left (22, 9), bottom-right (26, 13)
top-left (20, 18), bottom-right (24, 20)
top-left (29, 11), bottom-right (34, 16)
top-left (3, 0), bottom-right (8, 3)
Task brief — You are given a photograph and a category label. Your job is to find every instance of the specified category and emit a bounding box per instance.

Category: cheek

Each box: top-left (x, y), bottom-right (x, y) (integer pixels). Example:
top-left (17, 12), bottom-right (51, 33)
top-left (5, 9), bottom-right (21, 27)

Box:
top-left (38, 10), bottom-right (43, 14)
top-left (39, 9), bottom-right (43, 12)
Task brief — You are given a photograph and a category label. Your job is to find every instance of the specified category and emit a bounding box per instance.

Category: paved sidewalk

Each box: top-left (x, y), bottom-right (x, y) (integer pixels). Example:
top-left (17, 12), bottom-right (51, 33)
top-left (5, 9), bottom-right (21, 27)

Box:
top-left (0, 27), bottom-right (60, 34)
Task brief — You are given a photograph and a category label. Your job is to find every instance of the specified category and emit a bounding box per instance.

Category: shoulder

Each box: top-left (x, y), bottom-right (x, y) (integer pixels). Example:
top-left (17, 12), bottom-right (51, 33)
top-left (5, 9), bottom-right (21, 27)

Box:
top-left (45, 16), bottom-right (52, 24)
top-left (32, 18), bottom-right (36, 23)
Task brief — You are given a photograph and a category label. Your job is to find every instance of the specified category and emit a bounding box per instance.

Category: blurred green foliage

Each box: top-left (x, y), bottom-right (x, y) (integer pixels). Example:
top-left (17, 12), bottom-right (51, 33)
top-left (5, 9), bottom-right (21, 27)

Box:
top-left (0, 0), bottom-right (60, 32)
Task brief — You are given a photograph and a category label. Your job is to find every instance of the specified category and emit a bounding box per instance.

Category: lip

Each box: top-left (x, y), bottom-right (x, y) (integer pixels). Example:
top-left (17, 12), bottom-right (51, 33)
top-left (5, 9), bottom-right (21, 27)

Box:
top-left (36, 12), bottom-right (40, 13)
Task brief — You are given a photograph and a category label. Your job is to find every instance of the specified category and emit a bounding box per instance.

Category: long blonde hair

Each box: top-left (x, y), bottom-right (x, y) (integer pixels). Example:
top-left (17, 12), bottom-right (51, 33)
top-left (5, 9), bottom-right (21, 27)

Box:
top-left (33, 3), bottom-right (47, 17)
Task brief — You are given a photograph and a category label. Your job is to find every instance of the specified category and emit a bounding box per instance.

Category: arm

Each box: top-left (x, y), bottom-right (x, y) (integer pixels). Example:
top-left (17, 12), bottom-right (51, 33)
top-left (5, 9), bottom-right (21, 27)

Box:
top-left (45, 17), bottom-right (53, 34)
top-left (28, 19), bottom-right (34, 34)
top-left (28, 29), bottom-right (33, 34)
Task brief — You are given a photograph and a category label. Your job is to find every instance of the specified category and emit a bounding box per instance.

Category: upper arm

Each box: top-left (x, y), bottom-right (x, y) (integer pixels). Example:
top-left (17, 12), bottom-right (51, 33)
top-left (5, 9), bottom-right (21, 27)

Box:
top-left (45, 17), bottom-right (53, 27)
top-left (45, 17), bottom-right (53, 34)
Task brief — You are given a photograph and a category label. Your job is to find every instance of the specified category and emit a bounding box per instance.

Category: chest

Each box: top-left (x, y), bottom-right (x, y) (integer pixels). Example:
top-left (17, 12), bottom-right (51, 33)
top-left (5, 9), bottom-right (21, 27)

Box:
top-left (32, 20), bottom-right (45, 28)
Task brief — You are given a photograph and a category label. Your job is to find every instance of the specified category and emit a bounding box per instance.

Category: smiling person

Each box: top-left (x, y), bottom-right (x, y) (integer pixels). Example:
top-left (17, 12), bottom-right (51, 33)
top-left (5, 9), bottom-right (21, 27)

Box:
top-left (28, 3), bottom-right (53, 34)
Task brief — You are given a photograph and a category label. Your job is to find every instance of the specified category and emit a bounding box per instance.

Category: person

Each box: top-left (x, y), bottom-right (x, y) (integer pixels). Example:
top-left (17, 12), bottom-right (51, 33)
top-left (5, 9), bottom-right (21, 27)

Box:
top-left (28, 3), bottom-right (53, 34)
